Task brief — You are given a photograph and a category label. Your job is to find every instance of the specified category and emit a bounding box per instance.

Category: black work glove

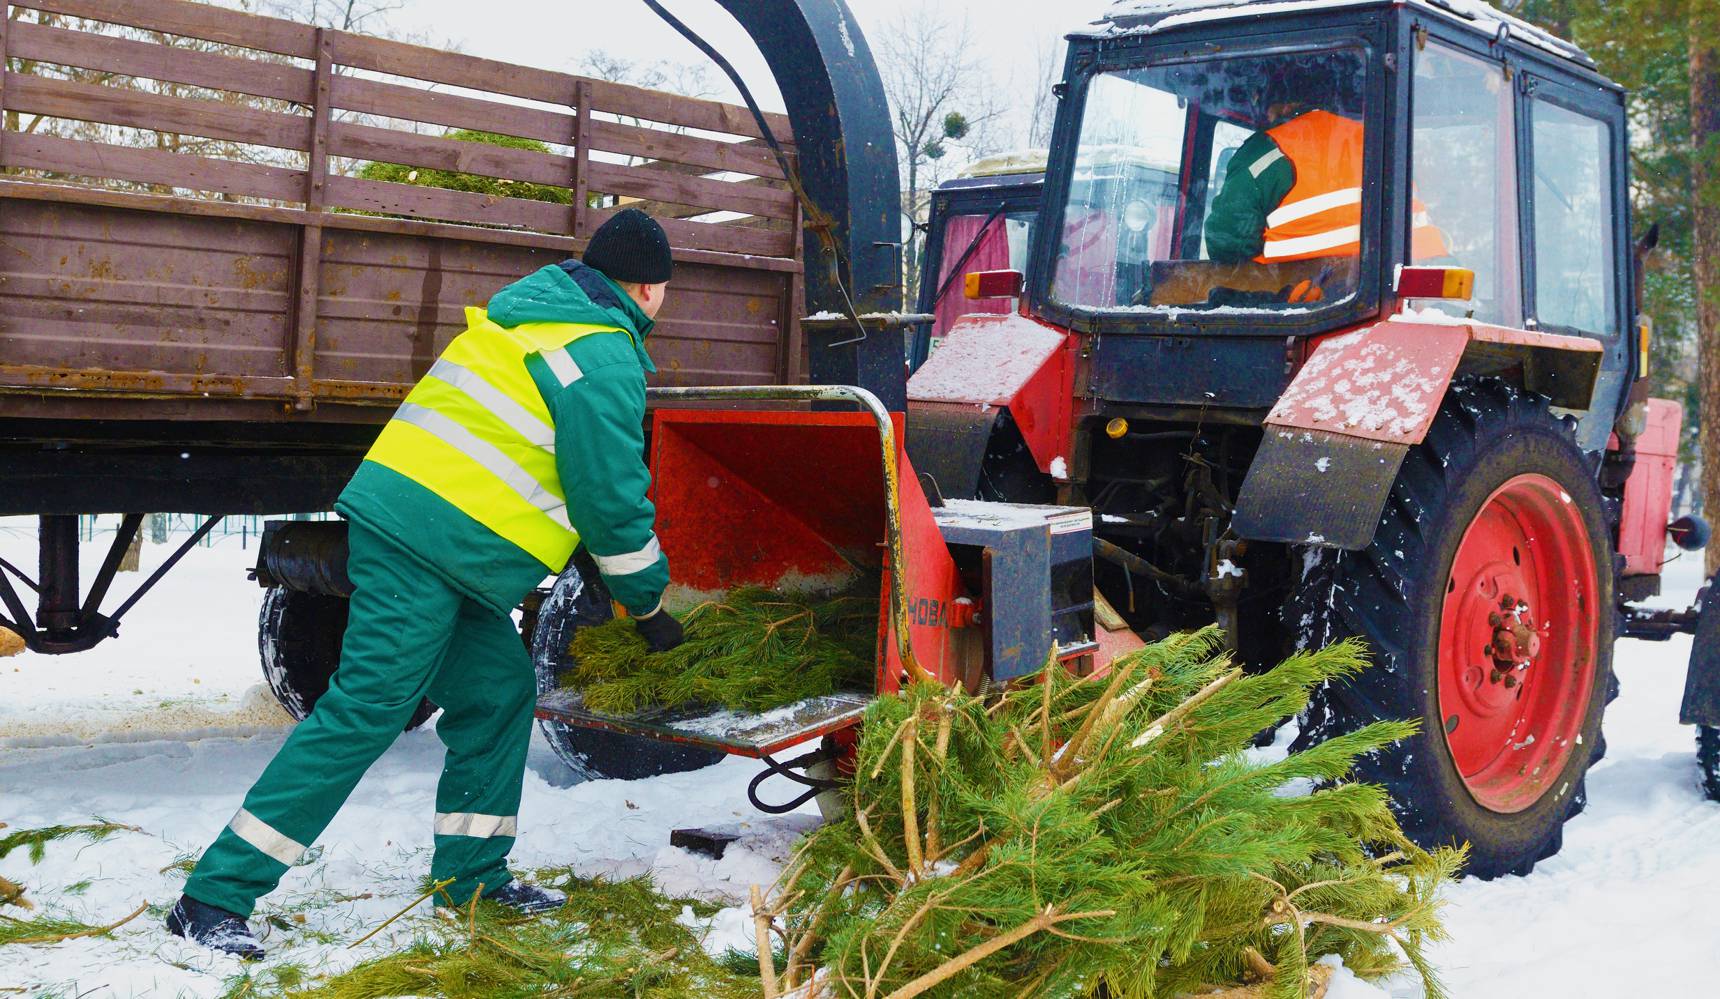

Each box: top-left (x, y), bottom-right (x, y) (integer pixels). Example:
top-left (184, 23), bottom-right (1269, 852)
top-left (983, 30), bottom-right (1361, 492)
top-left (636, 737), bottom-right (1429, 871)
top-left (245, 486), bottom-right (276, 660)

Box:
top-left (633, 608), bottom-right (684, 653)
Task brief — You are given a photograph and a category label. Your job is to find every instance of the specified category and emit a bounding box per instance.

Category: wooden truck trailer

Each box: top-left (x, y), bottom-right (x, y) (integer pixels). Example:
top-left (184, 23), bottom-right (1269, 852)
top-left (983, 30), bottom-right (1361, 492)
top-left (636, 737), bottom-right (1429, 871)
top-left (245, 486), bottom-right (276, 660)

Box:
top-left (0, 0), bottom-right (905, 657)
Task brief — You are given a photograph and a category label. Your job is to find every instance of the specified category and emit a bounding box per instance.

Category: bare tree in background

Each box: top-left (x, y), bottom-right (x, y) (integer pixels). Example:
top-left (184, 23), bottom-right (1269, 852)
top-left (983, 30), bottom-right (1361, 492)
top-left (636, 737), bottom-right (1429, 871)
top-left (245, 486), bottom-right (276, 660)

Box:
top-left (876, 6), bottom-right (1004, 301)
top-left (257, 0), bottom-right (403, 33)
top-left (1024, 36), bottom-right (1063, 150)
top-left (578, 51), bottom-right (716, 103)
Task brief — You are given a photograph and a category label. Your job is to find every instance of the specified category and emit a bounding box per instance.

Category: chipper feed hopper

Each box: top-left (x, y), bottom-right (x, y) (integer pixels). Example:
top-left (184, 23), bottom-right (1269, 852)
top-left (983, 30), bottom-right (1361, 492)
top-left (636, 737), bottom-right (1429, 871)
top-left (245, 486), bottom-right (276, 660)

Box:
top-left (532, 385), bottom-right (1140, 810)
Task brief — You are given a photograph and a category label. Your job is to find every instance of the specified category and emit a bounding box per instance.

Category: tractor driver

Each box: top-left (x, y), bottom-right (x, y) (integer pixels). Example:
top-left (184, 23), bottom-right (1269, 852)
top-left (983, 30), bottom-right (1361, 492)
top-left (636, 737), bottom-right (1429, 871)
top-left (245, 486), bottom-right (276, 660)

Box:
top-left (1205, 61), bottom-right (1449, 301)
top-left (168, 209), bottom-right (687, 959)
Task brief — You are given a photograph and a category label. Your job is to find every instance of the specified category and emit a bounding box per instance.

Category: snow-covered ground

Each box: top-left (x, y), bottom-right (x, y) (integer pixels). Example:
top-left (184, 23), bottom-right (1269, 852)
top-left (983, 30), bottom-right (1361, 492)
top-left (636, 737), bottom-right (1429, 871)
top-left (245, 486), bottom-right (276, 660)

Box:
top-left (3, 517), bottom-right (1717, 996)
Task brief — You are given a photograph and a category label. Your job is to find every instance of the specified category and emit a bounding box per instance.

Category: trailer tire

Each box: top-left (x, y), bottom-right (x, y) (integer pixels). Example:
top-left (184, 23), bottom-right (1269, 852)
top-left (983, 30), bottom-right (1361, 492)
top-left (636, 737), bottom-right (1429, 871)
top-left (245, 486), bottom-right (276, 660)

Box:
top-left (530, 554), bottom-right (725, 783)
top-left (258, 586), bottom-right (437, 730)
top-left (1292, 378), bottom-right (1614, 879)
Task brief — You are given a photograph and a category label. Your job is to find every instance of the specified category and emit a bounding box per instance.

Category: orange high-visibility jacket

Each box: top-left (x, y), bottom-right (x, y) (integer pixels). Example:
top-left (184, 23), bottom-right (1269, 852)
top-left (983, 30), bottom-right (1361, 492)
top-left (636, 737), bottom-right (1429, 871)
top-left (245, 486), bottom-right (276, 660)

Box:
top-left (1255, 110), bottom-right (1448, 263)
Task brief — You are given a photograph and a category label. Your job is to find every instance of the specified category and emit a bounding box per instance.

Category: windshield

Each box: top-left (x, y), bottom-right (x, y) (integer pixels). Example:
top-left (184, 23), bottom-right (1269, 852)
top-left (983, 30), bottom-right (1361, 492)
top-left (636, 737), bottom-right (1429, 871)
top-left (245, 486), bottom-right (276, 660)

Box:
top-left (1051, 48), bottom-right (1372, 315)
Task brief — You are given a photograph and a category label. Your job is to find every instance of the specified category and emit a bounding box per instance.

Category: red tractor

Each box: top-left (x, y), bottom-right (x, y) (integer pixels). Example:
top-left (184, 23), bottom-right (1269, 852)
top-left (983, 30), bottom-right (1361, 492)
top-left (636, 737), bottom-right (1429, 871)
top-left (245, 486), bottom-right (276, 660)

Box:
top-left (532, 0), bottom-right (1714, 880)
top-left (899, 0), bottom-right (1712, 877)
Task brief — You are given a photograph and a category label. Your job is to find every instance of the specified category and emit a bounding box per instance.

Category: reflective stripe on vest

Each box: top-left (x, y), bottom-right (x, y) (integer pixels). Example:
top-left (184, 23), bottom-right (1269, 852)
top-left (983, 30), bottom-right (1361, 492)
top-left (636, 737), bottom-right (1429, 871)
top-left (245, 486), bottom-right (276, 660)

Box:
top-left (1256, 110), bottom-right (1449, 264)
top-left (365, 307), bottom-right (629, 571)
top-left (1258, 110), bottom-right (1365, 263)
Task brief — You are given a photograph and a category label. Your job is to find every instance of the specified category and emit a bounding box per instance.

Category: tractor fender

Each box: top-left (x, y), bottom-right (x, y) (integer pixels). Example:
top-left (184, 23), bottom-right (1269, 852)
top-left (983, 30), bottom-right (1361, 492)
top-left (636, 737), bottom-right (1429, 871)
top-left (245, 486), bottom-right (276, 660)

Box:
top-left (904, 312), bottom-right (1077, 498)
top-left (1233, 318), bottom-right (1603, 550)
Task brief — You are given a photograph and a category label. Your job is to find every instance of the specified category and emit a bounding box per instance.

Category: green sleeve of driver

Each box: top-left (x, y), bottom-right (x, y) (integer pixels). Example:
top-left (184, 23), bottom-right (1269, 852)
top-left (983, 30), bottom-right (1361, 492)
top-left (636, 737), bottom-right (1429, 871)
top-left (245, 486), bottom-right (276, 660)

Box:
top-left (1204, 132), bottom-right (1297, 264)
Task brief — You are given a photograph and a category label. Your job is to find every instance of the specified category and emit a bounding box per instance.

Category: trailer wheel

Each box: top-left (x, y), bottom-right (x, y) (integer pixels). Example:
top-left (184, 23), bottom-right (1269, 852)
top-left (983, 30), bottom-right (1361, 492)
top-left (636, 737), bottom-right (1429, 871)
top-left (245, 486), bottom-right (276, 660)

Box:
top-left (530, 555), bottom-right (724, 783)
top-left (1698, 726), bottom-right (1720, 801)
top-left (258, 586), bottom-right (436, 730)
top-left (1293, 378), bottom-right (1614, 878)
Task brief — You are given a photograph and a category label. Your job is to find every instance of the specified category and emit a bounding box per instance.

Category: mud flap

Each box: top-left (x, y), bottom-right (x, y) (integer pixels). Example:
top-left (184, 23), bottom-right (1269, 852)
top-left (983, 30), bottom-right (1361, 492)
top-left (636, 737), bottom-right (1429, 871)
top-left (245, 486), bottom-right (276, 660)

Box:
top-left (1232, 428), bottom-right (1409, 550)
top-left (1679, 576), bottom-right (1720, 726)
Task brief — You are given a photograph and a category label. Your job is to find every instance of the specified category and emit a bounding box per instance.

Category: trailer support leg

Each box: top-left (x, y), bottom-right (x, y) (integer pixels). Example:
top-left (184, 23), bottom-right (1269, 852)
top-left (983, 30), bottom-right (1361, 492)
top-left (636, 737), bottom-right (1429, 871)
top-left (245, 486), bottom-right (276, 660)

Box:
top-left (9, 514), bottom-right (223, 654)
top-left (37, 515), bottom-right (80, 637)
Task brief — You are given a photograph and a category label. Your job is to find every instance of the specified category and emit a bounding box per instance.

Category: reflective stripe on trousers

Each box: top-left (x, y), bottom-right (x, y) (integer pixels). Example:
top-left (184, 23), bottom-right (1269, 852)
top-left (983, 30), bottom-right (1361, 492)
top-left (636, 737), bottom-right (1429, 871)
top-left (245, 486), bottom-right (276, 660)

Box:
top-left (435, 812), bottom-right (519, 838)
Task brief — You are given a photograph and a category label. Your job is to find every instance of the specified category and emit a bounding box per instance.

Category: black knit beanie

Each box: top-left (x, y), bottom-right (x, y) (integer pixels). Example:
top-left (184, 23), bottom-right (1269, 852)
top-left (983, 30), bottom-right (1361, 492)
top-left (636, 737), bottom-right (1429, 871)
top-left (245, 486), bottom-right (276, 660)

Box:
top-left (582, 209), bottom-right (673, 284)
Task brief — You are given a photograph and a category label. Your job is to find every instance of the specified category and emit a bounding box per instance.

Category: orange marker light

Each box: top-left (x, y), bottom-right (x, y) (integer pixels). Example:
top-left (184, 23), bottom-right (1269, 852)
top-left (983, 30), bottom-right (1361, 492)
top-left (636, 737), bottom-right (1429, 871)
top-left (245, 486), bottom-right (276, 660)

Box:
top-left (1396, 265), bottom-right (1475, 300)
top-left (963, 269), bottom-right (1025, 300)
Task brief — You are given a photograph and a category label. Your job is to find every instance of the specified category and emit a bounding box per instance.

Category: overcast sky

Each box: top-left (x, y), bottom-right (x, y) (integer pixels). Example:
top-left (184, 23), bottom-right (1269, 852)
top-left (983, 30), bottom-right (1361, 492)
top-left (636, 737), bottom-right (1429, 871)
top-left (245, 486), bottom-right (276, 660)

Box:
top-left (382, 0), bottom-right (1118, 157)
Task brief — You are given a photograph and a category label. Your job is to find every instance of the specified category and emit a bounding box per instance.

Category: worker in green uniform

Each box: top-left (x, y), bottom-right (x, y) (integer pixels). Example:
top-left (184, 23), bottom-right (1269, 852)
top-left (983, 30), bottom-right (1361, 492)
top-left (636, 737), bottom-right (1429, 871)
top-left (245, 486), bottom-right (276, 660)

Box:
top-left (168, 209), bottom-right (686, 959)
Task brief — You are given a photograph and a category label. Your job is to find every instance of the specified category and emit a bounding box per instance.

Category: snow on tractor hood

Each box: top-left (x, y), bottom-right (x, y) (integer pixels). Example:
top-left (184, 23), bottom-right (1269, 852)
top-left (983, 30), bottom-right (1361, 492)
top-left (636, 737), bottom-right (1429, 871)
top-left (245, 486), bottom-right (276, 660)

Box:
top-left (1088, 0), bottom-right (1592, 67)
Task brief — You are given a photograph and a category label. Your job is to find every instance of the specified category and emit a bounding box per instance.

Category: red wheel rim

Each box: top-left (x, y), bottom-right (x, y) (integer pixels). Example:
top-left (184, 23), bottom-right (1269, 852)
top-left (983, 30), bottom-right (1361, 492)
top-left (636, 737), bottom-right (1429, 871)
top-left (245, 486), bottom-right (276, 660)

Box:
top-left (1437, 474), bottom-right (1599, 813)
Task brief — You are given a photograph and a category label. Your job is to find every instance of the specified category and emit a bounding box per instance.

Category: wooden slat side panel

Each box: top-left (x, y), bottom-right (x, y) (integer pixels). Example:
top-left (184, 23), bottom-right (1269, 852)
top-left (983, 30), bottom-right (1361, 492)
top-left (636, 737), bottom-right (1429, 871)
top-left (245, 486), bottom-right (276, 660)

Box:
top-left (7, 19), bottom-right (315, 104)
top-left (312, 231), bottom-right (790, 390)
top-left (327, 30), bottom-right (575, 108)
top-left (585, 78), bottom-right (792, 142)
top-left (328, 74), bottom-right (573, 147)
top-left (588, 119), bottom-right (786, 180)
top-left (16, 0), bottom-right (317, 57)
top-left (589, 207), bottom-right (795, 259)
top-left (3, 132), bottom-right (307, 202)
top-left (4, 71), bottom-right (310, 150)
top-left (647, 262), bottom-right (791, 386)
top-left (313, 229), bottom-right (567, 386)
top-left (0, 198), bottom-right (296, 379)
top-left (324, 174), bottom-right (572, 232)
top-left (586, 160), bottom-right (795, 220)
top-left (327, 122), bottom-right (574, 188)
top-left (0, 181), bottom-right (806, 273)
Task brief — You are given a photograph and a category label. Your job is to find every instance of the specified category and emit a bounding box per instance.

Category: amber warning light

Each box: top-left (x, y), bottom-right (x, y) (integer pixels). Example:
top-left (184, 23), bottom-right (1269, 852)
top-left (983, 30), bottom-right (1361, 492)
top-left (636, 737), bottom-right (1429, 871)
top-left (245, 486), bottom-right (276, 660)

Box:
top-left (1395, 265), bottom-right (1475, 301)
top-left (963, 269), bottom-right (1025, 300)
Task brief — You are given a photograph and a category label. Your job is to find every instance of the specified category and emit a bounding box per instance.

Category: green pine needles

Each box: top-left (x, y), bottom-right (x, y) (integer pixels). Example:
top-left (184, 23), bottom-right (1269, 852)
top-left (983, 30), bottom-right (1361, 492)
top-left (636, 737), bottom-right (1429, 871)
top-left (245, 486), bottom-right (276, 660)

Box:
top-left (757, 628), bottom-right (1461, 999)
top-left (565, 588), bottom-right (878, 715)
top-left (289, 874), bottom-right (761, 999)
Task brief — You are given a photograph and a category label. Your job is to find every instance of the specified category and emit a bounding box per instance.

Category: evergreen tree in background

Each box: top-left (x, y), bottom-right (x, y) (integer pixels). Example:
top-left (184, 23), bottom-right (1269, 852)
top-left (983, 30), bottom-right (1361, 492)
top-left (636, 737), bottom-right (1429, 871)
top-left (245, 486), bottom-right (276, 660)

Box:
top-left (1513, 1), bottom-right (1718, 526)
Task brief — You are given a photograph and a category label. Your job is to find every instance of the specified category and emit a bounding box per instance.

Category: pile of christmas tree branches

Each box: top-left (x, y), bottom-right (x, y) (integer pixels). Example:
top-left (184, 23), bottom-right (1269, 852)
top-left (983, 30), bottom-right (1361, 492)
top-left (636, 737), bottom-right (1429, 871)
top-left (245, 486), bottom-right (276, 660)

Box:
top-left (564, 587), bottom-right (877, 715)
top-left (754, 628), bottom-right (1461, 999)
top-left (281, 873), bottom-right (763, 999)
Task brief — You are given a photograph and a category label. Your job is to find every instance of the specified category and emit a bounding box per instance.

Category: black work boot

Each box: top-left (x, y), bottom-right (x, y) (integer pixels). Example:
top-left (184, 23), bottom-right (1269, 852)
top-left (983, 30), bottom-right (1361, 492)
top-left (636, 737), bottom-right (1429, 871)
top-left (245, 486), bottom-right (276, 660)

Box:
top-left (166, 894), bottom-right (265, 960)
top-left (484, 880), bottom-right (566, 915)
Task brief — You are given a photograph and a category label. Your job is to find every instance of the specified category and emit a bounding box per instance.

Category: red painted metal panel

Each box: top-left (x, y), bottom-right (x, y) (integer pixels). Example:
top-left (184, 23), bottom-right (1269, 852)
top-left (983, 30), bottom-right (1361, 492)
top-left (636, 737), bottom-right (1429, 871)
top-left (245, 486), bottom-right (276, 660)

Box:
top-left (1268, 321), bottom-right (1469, 444)
top-left (1618, 399), bottom-right (1683, 576)
top-left (1271, 318), bottom-right (1608, 445)
top-left (906, 311), bottom-right (1077, 476)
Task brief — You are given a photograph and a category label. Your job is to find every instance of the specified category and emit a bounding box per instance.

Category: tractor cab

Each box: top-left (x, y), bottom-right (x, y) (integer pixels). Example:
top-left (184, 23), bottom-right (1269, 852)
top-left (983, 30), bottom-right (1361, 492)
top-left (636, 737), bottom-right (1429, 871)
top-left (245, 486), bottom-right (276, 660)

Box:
top-left (1019, 0), bottom-right (1632, 434)
top-left (911, 153), bottom-right (1045, 370)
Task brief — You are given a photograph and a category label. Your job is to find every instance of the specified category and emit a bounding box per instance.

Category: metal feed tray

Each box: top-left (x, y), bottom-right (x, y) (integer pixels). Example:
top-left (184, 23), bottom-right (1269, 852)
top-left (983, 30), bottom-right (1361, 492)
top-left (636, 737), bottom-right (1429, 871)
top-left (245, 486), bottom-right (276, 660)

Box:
top-left (535, 689), bottom-right (872, 758)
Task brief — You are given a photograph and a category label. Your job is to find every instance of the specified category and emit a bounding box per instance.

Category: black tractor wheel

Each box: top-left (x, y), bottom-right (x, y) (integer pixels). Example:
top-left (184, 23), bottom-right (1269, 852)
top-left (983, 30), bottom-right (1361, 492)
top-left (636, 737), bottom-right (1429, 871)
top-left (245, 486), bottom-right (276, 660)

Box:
top-left (530, 554), bottom-right (724, 782)
top-left (1292, 378), bottom-right (1615, 878)
top-left (1698, 726), bottom-right (1720, 802)
top-left (258, 586), bottom-right (436, 730)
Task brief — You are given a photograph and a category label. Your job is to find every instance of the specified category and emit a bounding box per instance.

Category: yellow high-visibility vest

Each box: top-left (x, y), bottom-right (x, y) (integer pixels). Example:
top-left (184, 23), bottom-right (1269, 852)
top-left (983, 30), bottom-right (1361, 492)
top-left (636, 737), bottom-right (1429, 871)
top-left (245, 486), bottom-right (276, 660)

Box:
top-left (365, 307), bottom-right (627, 570)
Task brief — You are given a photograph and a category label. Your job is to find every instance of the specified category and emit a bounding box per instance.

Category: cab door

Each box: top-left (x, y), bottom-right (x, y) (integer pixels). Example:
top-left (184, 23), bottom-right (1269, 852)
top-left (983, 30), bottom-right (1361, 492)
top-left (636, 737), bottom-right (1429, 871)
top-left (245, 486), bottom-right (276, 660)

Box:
top-left (1517, 70), bottom-right (1634, 450)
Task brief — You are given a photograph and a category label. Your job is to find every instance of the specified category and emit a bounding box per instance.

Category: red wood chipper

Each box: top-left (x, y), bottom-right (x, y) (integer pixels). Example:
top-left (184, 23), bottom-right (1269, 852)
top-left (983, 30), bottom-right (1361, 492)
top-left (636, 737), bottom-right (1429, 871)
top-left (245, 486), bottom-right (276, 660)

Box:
top-left (533, 384), bottom-right (1142, 813)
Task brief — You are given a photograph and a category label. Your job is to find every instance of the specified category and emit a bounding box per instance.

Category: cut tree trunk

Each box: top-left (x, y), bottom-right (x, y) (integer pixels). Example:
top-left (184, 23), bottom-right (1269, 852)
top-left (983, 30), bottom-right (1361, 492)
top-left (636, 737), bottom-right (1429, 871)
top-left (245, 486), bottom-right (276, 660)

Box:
top-left (1692, 10), bottom-right (1720, 577)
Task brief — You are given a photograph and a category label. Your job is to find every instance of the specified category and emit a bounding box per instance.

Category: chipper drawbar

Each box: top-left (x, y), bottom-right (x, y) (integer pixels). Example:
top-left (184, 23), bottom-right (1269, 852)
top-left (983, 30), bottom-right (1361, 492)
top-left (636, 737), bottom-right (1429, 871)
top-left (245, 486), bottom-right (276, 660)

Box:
top-left (533, 385), bottom-right (1143, 811)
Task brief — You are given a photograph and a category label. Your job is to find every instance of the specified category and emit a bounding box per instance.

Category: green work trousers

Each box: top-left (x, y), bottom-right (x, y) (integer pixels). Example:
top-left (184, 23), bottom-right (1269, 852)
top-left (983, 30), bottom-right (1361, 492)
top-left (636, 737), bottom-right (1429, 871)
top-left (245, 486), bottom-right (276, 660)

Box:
top-left (184, 522), bottom-right (537, 917)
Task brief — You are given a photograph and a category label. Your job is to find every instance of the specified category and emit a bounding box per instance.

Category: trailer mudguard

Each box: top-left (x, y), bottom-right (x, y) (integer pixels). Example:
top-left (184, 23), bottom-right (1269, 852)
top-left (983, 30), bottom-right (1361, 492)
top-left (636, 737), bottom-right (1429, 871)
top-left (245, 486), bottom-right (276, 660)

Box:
top-left (1234, 318), bottom-right (1604, 550)
top-left (1681, 578), bottom-right (1720, 727)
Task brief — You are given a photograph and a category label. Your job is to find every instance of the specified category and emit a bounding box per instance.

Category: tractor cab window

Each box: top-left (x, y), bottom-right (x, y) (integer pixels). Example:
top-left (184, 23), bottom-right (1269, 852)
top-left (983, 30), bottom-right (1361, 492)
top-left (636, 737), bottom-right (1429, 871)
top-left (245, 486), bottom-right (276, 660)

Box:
top-left (1410, 43), bottom-right (1519, 325)
top-left (1051, 48), bottom-right (1372, 315)
top-left (1528, 99), bottom-right (1619, 336)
